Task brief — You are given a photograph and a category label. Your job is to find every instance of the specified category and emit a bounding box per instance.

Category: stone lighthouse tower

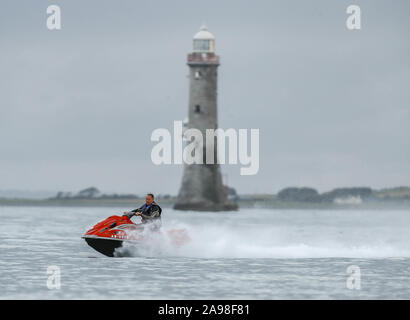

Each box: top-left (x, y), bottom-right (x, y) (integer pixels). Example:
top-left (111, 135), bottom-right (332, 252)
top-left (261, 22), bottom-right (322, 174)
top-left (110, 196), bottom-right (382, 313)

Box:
top-left (174, 25), bottom-right (237, 211)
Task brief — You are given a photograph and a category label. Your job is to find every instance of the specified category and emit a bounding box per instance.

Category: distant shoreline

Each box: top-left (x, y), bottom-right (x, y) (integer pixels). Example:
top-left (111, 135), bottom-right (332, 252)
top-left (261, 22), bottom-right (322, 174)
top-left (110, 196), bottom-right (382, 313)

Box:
top-left (1, 197), bottom-right (410, 210)
top-left (2, 186), bottom-right (410, 210)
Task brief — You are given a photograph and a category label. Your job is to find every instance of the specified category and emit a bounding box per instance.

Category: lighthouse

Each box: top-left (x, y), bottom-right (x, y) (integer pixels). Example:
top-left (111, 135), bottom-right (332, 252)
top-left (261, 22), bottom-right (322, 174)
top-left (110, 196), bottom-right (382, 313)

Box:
top-left (174, 25), bottom-right (237, 211)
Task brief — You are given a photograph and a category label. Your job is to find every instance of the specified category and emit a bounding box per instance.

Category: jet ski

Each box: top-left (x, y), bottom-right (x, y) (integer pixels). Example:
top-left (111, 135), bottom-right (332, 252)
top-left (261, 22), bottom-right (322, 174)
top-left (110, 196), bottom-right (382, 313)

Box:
top-left (82, 215), bottom-right (190, 257)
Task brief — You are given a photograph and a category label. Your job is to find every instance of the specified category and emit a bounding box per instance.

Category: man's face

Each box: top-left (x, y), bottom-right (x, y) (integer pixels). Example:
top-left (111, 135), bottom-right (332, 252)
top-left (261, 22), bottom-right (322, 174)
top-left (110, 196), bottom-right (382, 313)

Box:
top-left (146, 195), bottom-right (154, 205)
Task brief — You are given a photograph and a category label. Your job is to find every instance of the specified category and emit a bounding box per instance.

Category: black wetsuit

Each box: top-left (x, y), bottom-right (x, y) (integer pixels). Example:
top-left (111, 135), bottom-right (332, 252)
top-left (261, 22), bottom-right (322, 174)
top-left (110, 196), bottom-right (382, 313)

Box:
top-left (124, 202), bottom-right (162, 225)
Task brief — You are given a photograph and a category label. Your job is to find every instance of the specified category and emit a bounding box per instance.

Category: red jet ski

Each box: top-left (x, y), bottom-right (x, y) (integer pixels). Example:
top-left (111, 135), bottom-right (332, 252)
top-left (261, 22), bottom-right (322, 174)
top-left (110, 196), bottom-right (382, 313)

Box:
top-left (82, 215), bottom-right (189, 257)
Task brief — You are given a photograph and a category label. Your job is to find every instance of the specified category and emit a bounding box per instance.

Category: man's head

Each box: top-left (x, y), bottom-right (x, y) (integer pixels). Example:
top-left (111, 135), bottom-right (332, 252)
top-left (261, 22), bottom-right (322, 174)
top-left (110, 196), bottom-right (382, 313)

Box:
top-left (145, 193), bottom-right (154, 205)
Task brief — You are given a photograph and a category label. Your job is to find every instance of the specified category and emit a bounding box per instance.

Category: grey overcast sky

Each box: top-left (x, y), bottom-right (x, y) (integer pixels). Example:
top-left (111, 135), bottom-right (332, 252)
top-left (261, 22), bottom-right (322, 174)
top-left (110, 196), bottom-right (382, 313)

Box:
top-left (0, 0), bottom-right (409, 196)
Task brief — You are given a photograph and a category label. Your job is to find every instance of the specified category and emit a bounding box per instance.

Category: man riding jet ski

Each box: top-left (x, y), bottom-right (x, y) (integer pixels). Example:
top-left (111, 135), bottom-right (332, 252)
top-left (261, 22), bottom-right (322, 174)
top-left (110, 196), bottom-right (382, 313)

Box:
top-left (83, 193), bottom-right (189, 256)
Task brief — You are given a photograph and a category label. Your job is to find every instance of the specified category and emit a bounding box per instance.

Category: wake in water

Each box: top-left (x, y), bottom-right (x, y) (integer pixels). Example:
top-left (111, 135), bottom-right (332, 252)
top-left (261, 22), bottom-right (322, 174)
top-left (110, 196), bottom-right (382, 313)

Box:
top-left (114, 221), bottom-right (191, 257)
top-left (114, 215), bottom-right (410, 259)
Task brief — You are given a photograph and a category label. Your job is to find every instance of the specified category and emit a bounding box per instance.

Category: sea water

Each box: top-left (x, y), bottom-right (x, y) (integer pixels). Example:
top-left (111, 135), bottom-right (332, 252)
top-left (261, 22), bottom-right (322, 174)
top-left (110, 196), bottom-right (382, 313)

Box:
top-left (1, 206), bottom-right (410, 299)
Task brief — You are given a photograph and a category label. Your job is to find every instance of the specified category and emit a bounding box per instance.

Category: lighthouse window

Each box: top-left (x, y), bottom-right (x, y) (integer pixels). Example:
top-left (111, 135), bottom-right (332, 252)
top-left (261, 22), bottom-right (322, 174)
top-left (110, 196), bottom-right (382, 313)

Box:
top-left (195, 105), bottom-right (201, 113)
top-left (194, 39), bottom-right (210, 52)
top-left (194, 71), bottom-right (202, 79)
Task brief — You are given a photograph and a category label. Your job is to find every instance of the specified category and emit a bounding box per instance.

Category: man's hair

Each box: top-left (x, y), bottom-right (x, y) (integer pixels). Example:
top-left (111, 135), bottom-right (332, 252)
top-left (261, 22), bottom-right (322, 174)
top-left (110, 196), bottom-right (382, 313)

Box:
top-left (147, 193), bottom-right (154, 199)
